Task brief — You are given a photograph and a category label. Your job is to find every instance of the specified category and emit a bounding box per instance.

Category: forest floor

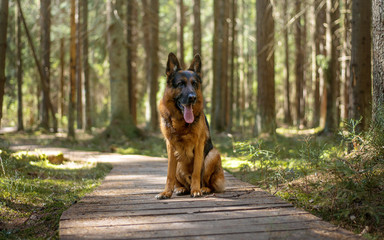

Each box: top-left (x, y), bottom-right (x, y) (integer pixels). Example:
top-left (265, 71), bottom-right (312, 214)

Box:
top-left (0, 127), bottom-right (383, 239)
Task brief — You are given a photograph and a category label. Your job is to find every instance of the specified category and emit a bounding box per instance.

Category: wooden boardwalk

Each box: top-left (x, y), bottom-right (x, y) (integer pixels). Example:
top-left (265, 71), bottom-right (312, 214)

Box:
top-left (53, 150), bottom-right (360, 240)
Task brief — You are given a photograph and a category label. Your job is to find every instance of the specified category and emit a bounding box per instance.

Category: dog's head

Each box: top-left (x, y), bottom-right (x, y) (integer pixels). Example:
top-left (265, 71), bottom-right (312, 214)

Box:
top-left (165, 52), bottom-right (203, 124)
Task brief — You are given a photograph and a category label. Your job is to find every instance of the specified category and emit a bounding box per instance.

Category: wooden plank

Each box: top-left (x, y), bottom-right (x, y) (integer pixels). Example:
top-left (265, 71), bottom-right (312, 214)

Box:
top-left (22, 148), bottom-right (358, 240)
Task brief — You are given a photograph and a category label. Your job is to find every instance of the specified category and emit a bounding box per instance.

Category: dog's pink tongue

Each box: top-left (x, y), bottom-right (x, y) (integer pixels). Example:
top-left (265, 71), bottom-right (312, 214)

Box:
top-left (183, 105), bottom-right (194, 123)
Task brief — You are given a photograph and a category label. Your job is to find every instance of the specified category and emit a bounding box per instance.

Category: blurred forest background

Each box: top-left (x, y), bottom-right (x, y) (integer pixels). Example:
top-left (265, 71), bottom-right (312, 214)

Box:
top-left (1, 0), bottom-right (384, 238)
top-left (0, 0), bottom-right (383, 138)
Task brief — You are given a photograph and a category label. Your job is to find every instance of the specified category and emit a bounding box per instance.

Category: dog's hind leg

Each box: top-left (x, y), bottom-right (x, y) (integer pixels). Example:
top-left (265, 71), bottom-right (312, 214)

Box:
top-left (202, 148), bottom-right (225, 193)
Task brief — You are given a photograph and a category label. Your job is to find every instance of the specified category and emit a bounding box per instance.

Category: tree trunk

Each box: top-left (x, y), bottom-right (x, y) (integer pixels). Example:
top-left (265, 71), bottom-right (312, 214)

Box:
top-left (177, 0), bottom-right (185, 68)
top-left (348, 0), bottom-right (372, 132)
top-left (16, 4), bottom-right (23, 131)
top-left (324, 0), bottom-right (341, 133)
top-left (76, 0), bottom-right (83, 129)
top-left (39, 0), bottom-right (51, 130)
top-left (83, 0), bottom-right (91, 132)
top-left (212, 0), bottom-right (229, 132)
top-left (193, 0), bottom-right (201, 56)
top-left (255, 0), bottom-right (275, 135)
top-left (228, 0), bottom-right (237, 132)
top-left (283, 0), bottom-right (292, 125)
top-left (294, 0), bottom-right (304, 128)
top-left (105, 0), bottom-right (138, 138)
top-left (17, 0), bottom-right (57, 132)
top-left (68, 0), bottom-right (76, 138)
top-left (0, 0), bottom-right (8, 127)
top-left (142, 0), bottom-right (159, 131)
top-left (342, 0), bottom-right (351, 120)
top-left (313, 0), bottom-right (326, 127)
top-left (59, 38), bottom-right (65, 121)
top-left (372, 0), bottom-right (384, 125)
top-left (127, 0), bottom-right (138, 125)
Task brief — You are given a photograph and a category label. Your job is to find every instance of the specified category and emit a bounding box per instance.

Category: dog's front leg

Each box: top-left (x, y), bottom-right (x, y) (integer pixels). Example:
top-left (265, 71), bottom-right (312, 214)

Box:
top-left (156, 142), bottom-right (177, 199)
top-left (191, 141), bottom-right (204, 198)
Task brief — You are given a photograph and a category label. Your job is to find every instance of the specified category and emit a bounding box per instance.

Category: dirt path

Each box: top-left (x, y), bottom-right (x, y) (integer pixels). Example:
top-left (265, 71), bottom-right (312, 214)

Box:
top-left (11, 145), bottom-right (360, 239)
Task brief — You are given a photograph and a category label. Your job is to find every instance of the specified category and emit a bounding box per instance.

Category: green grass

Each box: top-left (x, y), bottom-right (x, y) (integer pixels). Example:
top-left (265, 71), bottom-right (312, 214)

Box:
top-left (0, 149), bottom-right (112, 239)
top-left (219, 125), bottom-right (384, 239)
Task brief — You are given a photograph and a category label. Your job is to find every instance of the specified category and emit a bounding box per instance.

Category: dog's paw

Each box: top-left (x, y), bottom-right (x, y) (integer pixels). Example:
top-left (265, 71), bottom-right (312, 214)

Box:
top-left (175, 187), bottom-right (189, 196)
top-left (155, 191), bottom-right (172, 200)
top-left (190, 189), bottom-right (202, 198)
top-left (201, 187), bottom-right (212, 194)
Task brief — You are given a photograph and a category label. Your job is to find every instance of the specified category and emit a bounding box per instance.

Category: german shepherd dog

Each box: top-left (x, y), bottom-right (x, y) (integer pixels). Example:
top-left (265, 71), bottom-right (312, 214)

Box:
top-left (156, 53), bottom-right (225, 199)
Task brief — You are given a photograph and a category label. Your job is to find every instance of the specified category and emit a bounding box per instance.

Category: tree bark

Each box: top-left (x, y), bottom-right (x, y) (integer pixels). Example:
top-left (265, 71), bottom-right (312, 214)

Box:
top-left (348, 0), bottom-right (372, 132)
top-left (193, 0), bottom-right (201, 56)
top-left (59, 38), bottom-right (65, 120)
top-left (372, 0), bottom-right (383, 126)
top-left (342, 0), bottom-right (351, 120)
top-left (16, 4), bottom-right (23, 131)
top-left (17, 0), bottom-right (57, 132)
top-left (0, 0), bottom-right (8, 127)
top-left (142, 0), bottom-right (159, 131)
top-left (68, 0), bottom-right (76, 138)
top-left (39, 0), bottom-right (51, 130)
top-left (324, 0), bottom-right (341, 133)
top-left (83, 0), bottom-right (91, 132)
top-left (283, 0), bottom-right (292, 125)
top-left (255, 0), bottom-right (275, 135)
top-left (294, 0), bottom-right (304, 128)
top-left (76, 0), bottom-right (83, 129)
top-left (313, 0), bottom-right (326, 127)
top-left (212, 0), bottom-right (229, 132)
top-left (127, 0), bottom-right (138, 125)
top-left (228, 0), bottom-right (237, 132)
top-left (177, 0), bottom-right (185, 68)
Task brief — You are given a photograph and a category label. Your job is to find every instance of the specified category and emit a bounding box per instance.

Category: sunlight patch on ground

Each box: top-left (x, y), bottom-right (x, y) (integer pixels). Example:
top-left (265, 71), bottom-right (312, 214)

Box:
top-left (276, 127), bottom-right (323, 135)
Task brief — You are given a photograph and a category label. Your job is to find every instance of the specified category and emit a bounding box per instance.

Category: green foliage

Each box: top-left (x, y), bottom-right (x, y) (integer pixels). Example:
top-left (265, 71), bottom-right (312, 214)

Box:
top-left (0, 149), bottom-right (112, 239)
top-left (222, 127), bottom-right (384, 238)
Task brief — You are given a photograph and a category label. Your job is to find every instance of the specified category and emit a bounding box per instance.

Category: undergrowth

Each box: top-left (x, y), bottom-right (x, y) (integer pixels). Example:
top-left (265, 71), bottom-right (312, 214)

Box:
top-left (222, 120), bottom-right (384, 239)
top-left (0, 149), bottom-right (112, 239)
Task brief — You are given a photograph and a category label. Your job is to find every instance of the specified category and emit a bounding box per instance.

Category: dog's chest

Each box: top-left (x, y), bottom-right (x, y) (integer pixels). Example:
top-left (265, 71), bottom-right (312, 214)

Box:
top-left (172, 135), bottom-right (196, 163)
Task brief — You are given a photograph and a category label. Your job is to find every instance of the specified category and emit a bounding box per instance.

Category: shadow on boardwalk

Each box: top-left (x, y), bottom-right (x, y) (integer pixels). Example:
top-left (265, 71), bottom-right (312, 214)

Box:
top-left (11, 145), bottom-right (360, 239)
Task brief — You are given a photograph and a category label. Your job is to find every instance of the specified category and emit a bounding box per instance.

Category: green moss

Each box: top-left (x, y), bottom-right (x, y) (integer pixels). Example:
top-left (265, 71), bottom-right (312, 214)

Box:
top-left (0, 150), bottom-right (112, 239)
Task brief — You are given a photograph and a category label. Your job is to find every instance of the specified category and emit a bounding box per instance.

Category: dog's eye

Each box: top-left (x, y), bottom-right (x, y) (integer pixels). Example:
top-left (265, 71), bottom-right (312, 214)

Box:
top-left (177, 82), bottom-right (184, 88)
top-left (192, 81), bottom-right (198, 89)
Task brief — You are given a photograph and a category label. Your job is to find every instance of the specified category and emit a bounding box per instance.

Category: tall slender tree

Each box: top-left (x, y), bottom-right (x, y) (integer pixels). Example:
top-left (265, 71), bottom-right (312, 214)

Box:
top-left (342, 0), bottom-right (351, 120)
top-left (324, 0), bottom-right (341, 133)
top-left (0, 0), bottom-right (8, 127)
top-left (255, 0), bottom-right (275, 135)
top-left (228, 0), bottom-right (237, 132)
top-left (76, 0), bottom-right (83, 129)
top-left (313, 0), bottom-right (327, 127)
top-left (68, 0), bottom-right (76, 138)
top-left (106, 0), bottom-right (137, 137)
top-left (17, 0), bottom-right (57, 132)
top-left (294, 0), bottom-right (304, 128)
top-left (212, 0), bottom-right (229, 132)
top-left (142, 0), bottom-right (159, 131)
top-left (177, 0), bottom-right (185, 68)
top-left (39, 0), bottom-right (51, 130)
top-left (16, 4), bottom-right (23, 131)
top-left (372, 0), bottom-right (384, 125)
top-left (83, 0), bottom-right (91, 132)
top-left (192, 0), bottom-right (201, 56)
top-left (348, 0), bottom-right (372, 132)
top-left (283, 0), bottom-right (292, 125)
top-left (127, 0), bottom-right (138, 125)
top-left (59, 38), bottom-right (65, 121)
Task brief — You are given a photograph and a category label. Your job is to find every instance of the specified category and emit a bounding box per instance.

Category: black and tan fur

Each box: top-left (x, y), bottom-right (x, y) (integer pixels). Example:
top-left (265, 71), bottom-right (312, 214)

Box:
top-left (156, 53), bottom-right (225, 199)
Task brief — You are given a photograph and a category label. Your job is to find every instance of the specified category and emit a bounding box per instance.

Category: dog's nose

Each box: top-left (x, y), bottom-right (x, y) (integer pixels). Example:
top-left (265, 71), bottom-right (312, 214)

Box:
top-left (188, 93), bottom-right (196, 103)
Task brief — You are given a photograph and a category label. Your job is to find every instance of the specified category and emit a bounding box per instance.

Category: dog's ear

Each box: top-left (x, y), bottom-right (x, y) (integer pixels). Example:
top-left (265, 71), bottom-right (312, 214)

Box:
top-left (188, 54), bottom-right (202, 77)
top-left (166, 52), bottom-right (181, 77)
